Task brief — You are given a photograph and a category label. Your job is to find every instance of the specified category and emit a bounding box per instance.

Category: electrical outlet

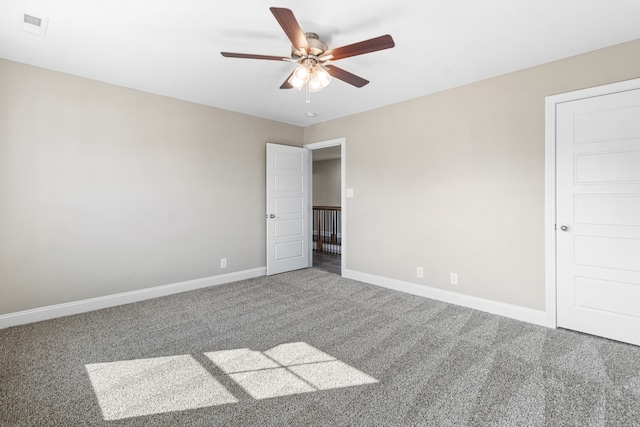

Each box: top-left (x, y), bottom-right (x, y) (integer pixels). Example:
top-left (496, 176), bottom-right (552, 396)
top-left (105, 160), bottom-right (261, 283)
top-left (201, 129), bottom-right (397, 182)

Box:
top-left (417, 267), bottom-right (424, 278)
top-left (450, 272), bottom-right (458, 285)
top-left (220, 258), bottom-right (227, 269)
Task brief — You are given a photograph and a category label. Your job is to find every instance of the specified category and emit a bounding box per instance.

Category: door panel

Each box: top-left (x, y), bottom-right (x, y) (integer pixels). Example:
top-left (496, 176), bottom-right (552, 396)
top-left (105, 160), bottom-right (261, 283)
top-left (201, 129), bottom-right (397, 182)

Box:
top-left (574, 236), bottom-right (640, 271)
top-left (266, 143), bottom-right (310, 275)
top-left (275, 241), bottom-right (304, 260)
top-left (573, 104), bottom-right (640, 143)
top-left (574, 277), bottom-right (640, 319)
top-left (575, 150), bottom-right (640, 183)
top-left (275, 198), bottom-right (303, 215)
top-left (275, 219), bottom-right (303, 237)
top-left (275, 175), bottom-right (304, 192)
top-left (575, 195), bottom-right (640, 226)
top-left (556, 87), bottom-right (640, 346)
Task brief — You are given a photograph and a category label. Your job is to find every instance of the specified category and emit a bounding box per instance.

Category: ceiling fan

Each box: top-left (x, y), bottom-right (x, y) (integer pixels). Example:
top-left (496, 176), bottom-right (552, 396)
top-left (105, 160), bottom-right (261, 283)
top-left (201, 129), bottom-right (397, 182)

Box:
top-left (221, 7), bottom-right (395, 96)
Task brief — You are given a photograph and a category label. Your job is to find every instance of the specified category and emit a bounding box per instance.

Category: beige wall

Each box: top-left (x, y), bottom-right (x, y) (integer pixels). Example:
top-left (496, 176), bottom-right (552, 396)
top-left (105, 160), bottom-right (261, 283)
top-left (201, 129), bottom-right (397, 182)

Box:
top-left (313, 159), bottom-right (341, 206)
top-left (2, 38), bottom-right (639, 317)
top-left (303, 39), bottom-right (640, 311)
top-left (0, 59), bottom-right (302, 314)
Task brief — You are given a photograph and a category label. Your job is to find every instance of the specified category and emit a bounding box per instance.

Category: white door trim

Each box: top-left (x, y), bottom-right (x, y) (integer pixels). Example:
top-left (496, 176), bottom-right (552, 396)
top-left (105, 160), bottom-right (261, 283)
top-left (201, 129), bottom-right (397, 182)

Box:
top-left (544, 77), bottom-right (640, 329)
top-left (304, 137), bottom-right (346, 276)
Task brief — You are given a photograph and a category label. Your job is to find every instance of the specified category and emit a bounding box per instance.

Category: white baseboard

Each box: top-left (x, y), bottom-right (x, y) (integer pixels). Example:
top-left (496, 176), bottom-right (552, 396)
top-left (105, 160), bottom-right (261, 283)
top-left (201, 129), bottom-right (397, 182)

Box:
top-left (0, 267), bottom-right (266, 330)
top-left (343, 269), bottom-right (552, 327)
top-left (1, 267), bottom-right (552, 330)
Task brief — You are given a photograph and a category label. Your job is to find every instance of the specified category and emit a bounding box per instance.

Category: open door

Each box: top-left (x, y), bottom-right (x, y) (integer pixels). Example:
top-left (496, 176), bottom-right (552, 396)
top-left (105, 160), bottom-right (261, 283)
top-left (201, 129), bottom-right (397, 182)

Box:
top-left (266, 143), bottom-right (310, 275)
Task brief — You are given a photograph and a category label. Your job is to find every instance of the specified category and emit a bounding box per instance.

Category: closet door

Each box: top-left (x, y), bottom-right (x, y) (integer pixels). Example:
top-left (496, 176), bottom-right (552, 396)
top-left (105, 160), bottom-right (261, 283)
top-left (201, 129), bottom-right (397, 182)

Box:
top-left (556, 87), bottom-right (640, 346)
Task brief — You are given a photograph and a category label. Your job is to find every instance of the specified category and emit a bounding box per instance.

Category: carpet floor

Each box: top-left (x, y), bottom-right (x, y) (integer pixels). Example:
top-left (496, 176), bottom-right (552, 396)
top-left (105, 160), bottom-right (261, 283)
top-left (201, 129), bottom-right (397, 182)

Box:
top-left (1, 268), bottom-right (639, 426)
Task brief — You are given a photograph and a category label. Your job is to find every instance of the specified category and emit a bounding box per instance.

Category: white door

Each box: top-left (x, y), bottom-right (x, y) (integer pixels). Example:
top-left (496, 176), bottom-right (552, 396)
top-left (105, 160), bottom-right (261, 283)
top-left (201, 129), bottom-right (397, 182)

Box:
top-left (266, 143), bottom-right (310, 275)
top-left (556, 87), bottom-right (640, 346)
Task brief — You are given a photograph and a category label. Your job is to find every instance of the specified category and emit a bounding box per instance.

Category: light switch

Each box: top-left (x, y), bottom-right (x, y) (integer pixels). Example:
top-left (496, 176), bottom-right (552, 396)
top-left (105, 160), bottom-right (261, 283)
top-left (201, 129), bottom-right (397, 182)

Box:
top-left (346, 188), bottom-right (354, 198)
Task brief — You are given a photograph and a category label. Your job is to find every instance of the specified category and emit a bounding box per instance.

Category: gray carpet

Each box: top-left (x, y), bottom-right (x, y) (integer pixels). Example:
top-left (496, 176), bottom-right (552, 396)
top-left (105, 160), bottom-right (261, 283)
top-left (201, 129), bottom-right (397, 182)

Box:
top-left (1, 268), bottom-right (639, 426)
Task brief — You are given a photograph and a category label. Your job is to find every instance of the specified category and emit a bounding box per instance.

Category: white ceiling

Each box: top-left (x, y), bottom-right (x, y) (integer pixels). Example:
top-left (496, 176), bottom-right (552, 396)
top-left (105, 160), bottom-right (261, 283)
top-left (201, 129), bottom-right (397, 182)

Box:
top-left (2, 1), bottom-right (640, 127)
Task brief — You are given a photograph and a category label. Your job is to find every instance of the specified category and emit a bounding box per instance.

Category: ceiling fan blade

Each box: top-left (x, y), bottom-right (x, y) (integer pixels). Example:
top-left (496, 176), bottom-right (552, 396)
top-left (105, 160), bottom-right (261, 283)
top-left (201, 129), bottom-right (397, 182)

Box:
top-left (321, 35), bottom-right (395, 61)
top-left (221, 52), bottom-right (287, 61)
top-left (325, 65), bottom-right (369, 88)
top-left (270, 7), bottom-right (310, 53)
top-left (280, 71), bottom-right (294, 89)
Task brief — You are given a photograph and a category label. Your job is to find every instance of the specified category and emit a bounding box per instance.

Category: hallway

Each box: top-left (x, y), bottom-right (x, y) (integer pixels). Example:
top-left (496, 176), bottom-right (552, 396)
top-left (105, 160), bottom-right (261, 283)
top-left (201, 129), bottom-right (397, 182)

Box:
top-left (312, 251), bottom-right (341, 275)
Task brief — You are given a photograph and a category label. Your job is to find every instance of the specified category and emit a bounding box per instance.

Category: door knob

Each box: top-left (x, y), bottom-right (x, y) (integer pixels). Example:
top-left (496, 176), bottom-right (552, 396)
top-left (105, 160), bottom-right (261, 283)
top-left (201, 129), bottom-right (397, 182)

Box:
top-left (268, 214), bottom-right (275, 219)
top-left (560, 224), bottom-right (569, 231)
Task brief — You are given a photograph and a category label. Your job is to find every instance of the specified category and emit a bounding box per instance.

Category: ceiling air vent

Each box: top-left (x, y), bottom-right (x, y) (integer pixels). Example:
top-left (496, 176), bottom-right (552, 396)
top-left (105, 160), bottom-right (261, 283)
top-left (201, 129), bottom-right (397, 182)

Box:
top-left (24, 13), bottom-right (48, 37)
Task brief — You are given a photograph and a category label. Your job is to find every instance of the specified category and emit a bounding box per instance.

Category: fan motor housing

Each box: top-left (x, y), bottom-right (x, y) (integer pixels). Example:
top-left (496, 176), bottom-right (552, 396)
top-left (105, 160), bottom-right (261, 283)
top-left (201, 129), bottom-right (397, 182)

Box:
top-left (291, 32), bottom-right (328, 59)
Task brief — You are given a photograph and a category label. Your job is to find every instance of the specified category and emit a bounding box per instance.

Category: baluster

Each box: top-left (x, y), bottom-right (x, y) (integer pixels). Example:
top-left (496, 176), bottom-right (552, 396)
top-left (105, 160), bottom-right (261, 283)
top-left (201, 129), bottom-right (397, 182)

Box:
top-left (317, 208), bottom-right (322, 252)
top-left (312, 206), bottom-right (342, 254)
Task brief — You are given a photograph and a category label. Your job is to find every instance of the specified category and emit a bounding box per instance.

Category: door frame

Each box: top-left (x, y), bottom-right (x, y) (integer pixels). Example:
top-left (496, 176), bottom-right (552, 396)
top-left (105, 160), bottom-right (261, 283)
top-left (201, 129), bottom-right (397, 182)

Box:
top-left (304, 137), bottom-right (346, 276)
top-left (544, 77), bottom-right (640, 329)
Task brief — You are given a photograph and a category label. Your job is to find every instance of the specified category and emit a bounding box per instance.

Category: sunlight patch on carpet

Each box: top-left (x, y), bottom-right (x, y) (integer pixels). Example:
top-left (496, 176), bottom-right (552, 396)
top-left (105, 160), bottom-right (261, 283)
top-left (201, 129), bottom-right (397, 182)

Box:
top-left (204, 348), bottom-right (280, 373)
top-left (85, 355), bottom-right (238, 420)
top-left (229, 367), bottom-right (317, 399)
top-left (86, 342), bottom-right (377, 419)
top-left (265, 341), bottom-right (336, 365)
top-left (289, 360), bottom-right (379, 390)
top-left (205, 342), bottom-right (378, 399)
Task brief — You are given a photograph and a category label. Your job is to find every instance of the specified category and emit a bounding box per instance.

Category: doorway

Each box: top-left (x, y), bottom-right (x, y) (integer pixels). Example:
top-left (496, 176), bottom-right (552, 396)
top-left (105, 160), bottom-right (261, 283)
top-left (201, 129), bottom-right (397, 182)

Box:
top-left (304, 138), bottom-right (346, 276)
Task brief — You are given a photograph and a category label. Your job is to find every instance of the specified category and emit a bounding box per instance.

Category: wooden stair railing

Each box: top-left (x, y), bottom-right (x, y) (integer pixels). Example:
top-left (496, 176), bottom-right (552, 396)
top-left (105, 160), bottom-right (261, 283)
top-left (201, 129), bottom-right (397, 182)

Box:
top-left (313, 206), bottom-right (341, 254)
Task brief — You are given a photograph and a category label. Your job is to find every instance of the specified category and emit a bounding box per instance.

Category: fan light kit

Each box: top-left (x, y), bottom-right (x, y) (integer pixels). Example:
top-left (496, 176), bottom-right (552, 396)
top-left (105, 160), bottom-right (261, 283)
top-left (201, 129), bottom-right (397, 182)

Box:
top-left (221, 7), bottom-right (395, 103)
